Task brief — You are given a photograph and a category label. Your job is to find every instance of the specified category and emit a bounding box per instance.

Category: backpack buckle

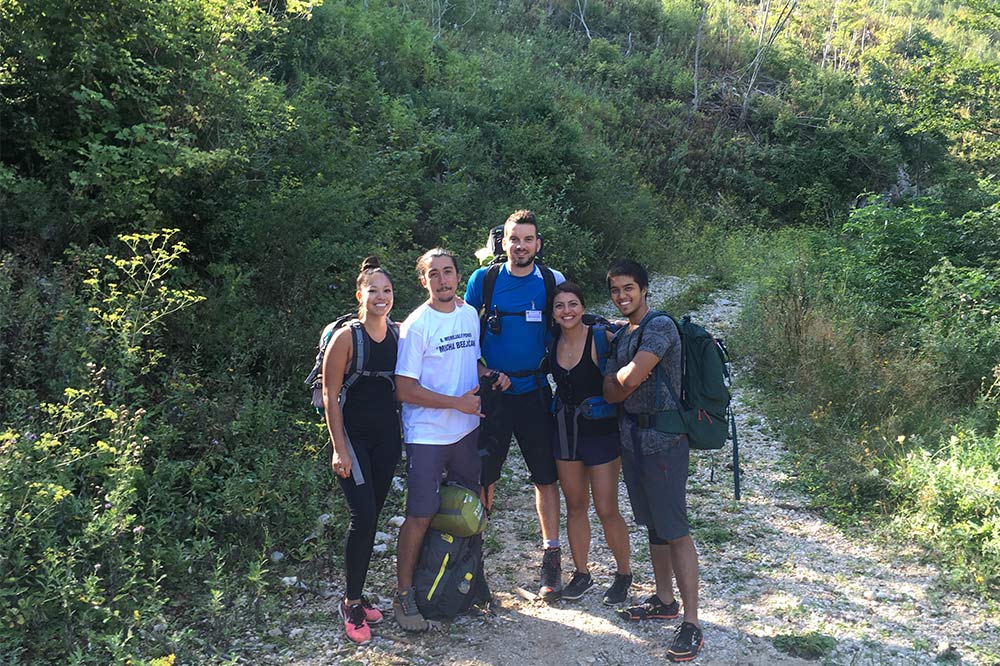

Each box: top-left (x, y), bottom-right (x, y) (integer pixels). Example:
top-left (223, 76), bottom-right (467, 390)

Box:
top-left (635, 413), bottom-right (654, 429)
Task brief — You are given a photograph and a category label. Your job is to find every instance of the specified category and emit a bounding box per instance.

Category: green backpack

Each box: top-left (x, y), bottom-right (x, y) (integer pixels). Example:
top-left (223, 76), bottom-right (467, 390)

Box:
top-left (625, 310), bottom-right (732, 450)
top-left (622, 310), bottom-right (741, 499)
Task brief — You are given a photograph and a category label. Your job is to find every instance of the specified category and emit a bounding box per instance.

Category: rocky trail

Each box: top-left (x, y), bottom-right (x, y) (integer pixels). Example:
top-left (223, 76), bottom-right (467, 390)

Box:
top-left (248, 279), bottom-right (999, 666)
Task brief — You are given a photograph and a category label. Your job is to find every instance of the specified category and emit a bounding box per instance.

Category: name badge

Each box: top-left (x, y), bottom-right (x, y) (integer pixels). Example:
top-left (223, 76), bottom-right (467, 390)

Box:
top-left (525, 309), bottom-right (543, 323)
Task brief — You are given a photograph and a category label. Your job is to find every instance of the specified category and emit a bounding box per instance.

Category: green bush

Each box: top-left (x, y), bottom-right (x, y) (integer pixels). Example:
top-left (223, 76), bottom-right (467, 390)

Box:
top-left (890, 428), bottom-right (1000, 591)
top-left (0, 387), bottom-right (162, 663)
top-left (918, 258), bottom-right (1000, 401)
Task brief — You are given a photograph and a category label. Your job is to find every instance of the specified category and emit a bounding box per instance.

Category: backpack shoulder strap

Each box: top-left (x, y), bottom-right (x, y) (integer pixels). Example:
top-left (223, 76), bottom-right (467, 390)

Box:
top-left (544, 326), bottom-right (560, 373)
top-left (634, 310), bottom-right (675, 350)
top-left (631, 310), bottom-right (680, 411)
top-left (592, 323), bottom-right (611, 374)
top-left (342, 319), bottom-right (367, 392)
top-left (480, 263), bottom-right (502, 344)
top-left (482, 263), bottom-right (502, 316)
top-left (539, 264), bottom-right (556, 309)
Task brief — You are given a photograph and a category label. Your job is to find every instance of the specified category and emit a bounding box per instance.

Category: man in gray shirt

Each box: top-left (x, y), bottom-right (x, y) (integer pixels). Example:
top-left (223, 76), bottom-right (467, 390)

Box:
top-left (602, 260), bottom-right (703, 663)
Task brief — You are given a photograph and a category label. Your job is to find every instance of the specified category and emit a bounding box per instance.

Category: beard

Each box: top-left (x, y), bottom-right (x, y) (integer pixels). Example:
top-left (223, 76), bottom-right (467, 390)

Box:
top-left (511, 251), bottom-right (535, 267)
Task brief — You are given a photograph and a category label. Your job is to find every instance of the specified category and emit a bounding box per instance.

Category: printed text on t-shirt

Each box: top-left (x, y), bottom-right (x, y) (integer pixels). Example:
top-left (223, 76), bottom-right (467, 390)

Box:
top-left (436, 332), bottom-right (476, 353)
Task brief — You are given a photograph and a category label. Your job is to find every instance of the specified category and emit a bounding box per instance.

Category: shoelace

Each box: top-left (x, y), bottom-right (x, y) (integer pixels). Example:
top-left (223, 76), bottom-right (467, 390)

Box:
top-left (345, 603), bottom-right (366, 628)
top-left (397, 592), bottom-right (419, 614)
top-left (673, 622), bottom-right (699, 646)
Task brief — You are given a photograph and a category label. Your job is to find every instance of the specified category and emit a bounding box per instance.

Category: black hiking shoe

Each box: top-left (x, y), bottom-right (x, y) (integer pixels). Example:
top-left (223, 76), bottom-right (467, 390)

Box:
top-left (538, 547), bottom-right (563, 602)
top-left (616, 594), bottom-right (680, 621)
top-left (561, 571), bottom-right (595, 601)
top-left (602, 572), bottom-right (633, 605)
top-left (666, 621), bottom-right (704, 662)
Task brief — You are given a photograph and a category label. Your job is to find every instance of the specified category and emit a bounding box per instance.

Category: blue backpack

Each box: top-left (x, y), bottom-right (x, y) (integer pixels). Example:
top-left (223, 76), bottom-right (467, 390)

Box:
top-left (547, 318), bottom-right (620, 460)
top-left (546, 318), bottom-right (618, 418)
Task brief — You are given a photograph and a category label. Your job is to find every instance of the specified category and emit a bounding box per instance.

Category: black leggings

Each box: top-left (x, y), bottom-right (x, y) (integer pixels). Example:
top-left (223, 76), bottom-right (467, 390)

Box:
top-left (338, 419), bottom-right (401, 600)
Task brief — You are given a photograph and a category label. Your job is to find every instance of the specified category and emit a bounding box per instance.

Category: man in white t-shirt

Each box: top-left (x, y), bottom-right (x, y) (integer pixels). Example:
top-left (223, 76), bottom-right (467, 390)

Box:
top-left (392, 247), bottom-right (509, 632)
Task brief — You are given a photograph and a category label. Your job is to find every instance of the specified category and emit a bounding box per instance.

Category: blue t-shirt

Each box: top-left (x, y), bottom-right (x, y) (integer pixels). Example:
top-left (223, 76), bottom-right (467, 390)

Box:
top-left (465, 263), bottom-right (565, 394)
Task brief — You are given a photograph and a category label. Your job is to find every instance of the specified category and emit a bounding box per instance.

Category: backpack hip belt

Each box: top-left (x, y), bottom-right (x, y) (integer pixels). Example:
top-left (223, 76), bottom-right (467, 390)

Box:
top-left (626, 410), bottom-right (685, 432)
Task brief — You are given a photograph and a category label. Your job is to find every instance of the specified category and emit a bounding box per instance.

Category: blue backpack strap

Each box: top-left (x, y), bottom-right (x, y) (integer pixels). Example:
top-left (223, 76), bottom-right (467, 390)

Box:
top-left (592, 323), bottom-right (610, 374)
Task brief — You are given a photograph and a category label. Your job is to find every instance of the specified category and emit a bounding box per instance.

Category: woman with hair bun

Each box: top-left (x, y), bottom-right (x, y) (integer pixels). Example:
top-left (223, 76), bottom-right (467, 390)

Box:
top-left (322, 256), bottom-right (401, 644)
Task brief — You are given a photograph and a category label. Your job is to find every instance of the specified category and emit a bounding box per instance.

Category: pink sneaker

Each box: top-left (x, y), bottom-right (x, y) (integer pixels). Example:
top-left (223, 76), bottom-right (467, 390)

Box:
top-left (339, 599), bottom-right (372, 644)
top-left (360, 596), bottom-right (384, 625)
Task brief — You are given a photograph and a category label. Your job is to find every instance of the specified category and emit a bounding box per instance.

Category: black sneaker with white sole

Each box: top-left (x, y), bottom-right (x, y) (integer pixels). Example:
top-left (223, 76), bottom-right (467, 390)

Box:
top-left (616, 594), bottom-right (680, 621)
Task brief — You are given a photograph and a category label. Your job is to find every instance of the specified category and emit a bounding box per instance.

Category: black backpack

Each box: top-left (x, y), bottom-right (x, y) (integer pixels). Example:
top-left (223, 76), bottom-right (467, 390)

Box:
top-left (413, 529), bottom-right (492, 620)
top-left (304, 315), bottom-right (399, 411)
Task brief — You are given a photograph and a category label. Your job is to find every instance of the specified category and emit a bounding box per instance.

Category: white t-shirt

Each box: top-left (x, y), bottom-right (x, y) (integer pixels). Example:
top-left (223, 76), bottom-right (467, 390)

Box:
top-left (395, 301), bottom-right (481, 445)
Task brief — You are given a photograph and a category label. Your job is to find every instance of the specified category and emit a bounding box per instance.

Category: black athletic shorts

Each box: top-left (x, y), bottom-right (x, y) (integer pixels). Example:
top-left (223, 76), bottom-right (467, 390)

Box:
top-left (478, 386), bottom-right (558, 487)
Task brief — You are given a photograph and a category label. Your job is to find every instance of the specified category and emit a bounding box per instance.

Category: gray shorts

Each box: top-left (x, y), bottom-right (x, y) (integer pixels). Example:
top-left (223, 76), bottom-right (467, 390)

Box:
top-left (405, 428), bottom-right (481, 518)
top-left (621, 425), bottom-right (689, 540)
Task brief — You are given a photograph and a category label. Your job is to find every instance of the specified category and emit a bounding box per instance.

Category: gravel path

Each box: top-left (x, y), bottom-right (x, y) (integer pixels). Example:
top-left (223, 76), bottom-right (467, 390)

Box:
top-left (252, 278), bottom-right (998, 666)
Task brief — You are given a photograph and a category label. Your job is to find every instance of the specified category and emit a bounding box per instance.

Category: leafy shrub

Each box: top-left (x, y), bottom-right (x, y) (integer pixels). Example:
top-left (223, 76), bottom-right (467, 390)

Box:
top-left (918, 259), bottom-right (1000, 401)
top-left (890, 428), bottom-right (1000, 591)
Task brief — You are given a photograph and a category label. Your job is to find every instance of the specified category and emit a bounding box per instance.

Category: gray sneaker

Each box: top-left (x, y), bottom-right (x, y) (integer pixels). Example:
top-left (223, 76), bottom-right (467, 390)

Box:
top-left (393, 588), bottom-right (429, 632)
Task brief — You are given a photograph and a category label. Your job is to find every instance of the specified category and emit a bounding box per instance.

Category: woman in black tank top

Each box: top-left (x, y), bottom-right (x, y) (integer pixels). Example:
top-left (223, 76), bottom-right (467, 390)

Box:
top-left (321, 257), bottom-right (402, 644)
top-left (549, 282), bottom-right (633, 604)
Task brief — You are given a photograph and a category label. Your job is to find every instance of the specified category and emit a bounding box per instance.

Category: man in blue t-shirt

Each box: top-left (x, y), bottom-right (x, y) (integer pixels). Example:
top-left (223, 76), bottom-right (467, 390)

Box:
top-left (464, 209), bottom-right (567, 601)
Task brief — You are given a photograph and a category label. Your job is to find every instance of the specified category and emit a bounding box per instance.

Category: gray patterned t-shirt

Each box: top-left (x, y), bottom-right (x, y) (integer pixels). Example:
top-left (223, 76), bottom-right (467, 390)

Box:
top-left (605, 314), bottom-right (684, 453)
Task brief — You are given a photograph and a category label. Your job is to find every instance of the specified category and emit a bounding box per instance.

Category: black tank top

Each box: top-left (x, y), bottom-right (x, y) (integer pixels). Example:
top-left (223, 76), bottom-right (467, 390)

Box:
top-left (342, 325), bottom-right (398, 429)
top-left (552, 327), bottom-right (617, 438)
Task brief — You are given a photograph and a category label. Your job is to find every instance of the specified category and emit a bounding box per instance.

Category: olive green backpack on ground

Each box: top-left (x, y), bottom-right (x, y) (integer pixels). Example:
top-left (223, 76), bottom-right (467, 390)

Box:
top-left (429, 482), bottom-right (488, 537)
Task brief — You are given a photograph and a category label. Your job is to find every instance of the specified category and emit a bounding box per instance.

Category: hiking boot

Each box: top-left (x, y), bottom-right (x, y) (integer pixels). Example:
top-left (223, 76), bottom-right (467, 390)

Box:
top-left (667, 621), bottom-right (704, 662)
top-left (616, 594), bottom-right (680, 621)
top-left (360, 595), bottom-right (383, 624)
top-left (602, 572), bottom-right (633, 605)
top-left (339, 598), bottom-right (372, 645)
top-left (393, 588), bottom-right (429, 632)
top-left (561, 571), bottom-right (594, 601)
top-left (538, 547), bottom-right (563, 602)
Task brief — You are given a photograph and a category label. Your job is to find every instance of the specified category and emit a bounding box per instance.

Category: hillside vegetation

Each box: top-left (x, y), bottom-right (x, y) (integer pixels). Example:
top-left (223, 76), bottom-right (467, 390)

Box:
top-left (1, 0), bottom-right (997, 662)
